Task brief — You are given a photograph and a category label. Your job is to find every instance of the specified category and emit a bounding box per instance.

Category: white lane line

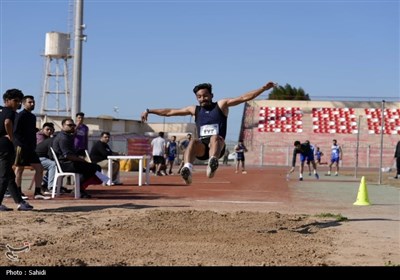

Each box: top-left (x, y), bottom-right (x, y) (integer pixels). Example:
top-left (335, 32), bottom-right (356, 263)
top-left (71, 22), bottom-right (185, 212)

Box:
top-left (197, 189), bottom-right (279, 193)
top-left (196, 181), bottom-right (231, 184)
top-left (196, 200), bottom-right (282, 204)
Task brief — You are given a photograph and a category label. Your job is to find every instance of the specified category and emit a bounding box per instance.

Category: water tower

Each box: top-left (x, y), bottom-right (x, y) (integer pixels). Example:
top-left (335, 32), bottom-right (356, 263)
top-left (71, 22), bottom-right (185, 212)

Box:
top-left (40, 31), bottom-right (72, 115)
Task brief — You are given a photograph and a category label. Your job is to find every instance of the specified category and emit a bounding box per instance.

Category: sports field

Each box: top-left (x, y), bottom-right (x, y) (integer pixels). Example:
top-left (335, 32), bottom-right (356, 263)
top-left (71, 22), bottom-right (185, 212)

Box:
top-left (0, 165), bottom-right (399, 266)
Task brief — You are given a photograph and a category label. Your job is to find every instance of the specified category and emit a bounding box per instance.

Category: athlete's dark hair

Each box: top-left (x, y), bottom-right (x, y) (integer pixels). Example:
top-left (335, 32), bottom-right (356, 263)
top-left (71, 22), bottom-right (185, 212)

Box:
top-left (294, 140), bottom-right (301, 146)
top-left (193, 83), bottom-right (212, 94)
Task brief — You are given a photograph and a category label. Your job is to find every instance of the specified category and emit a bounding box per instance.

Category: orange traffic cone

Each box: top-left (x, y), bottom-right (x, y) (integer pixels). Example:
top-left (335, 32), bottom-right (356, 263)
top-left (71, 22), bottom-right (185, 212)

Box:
top-left (353, 176), bottom-right (371, 206)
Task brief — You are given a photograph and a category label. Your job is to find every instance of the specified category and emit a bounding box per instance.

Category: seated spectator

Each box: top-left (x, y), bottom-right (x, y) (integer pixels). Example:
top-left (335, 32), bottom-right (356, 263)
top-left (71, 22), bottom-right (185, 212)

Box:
top-left (35, 122), bottom-right (57, 193)
top-left (89, 132), bottom-right (122, 185)
top-left (51, 118), bottom-right (102, 198)
top-left (37, 122), bottom-right (54, 144)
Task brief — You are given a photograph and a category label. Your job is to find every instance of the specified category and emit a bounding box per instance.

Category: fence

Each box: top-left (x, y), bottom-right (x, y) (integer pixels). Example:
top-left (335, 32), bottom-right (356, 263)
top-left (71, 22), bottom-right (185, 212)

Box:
top-left (251, 143), bottom-right (395, 169)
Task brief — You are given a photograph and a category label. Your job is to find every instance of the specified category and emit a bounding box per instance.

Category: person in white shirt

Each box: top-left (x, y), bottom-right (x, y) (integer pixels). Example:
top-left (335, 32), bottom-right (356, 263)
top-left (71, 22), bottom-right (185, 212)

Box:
top-left (151, 132), bottom-right (166, 176)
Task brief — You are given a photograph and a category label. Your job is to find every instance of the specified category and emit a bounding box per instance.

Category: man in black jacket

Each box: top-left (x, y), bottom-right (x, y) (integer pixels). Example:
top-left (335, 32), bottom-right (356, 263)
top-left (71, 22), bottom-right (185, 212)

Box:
top-left (51, 118), bottom-right (101, 198)
top-left (89, 131), bottom-right (122, 185)
top-left (394, 141), bottom-right (400, 179)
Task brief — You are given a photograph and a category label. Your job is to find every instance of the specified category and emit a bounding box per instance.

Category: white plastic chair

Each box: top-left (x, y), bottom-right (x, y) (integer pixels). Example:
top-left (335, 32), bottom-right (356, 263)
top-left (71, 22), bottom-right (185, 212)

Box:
top-left (50, 147), bottom-right (81, 199)
top-left (84, 149), bottom-right (92, 163)
top-left (84, 149), bottom-right (109, 185)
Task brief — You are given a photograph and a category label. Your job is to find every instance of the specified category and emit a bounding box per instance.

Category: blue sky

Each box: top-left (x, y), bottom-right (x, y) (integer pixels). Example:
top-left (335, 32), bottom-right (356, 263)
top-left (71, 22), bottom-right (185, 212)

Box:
top-left (1, 0), bottom-right (399, 141)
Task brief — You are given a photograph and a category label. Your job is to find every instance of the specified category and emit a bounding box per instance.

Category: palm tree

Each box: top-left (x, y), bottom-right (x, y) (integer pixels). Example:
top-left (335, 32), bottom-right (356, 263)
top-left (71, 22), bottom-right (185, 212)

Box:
top-left (268, 84), bottom-right (310, 100)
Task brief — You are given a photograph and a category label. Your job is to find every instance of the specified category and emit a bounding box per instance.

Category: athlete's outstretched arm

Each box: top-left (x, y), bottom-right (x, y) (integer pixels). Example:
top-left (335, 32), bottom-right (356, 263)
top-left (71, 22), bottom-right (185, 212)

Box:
top-left (141, 106), bottom-right (195, 122)
top-left (219, 82), bottom-right (276, 109)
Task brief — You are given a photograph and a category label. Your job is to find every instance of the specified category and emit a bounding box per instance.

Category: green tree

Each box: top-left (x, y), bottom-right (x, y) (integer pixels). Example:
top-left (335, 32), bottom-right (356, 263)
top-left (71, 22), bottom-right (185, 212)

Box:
top-left (267, 83), bottom-right (310, 100)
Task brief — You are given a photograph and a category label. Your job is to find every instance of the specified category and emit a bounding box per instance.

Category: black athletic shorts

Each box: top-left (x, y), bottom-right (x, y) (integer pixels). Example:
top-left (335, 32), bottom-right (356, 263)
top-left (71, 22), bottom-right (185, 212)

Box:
top-left (196, 137), bottom-right (226, 161)
top-left (14, 146), bottom-right (40, 166)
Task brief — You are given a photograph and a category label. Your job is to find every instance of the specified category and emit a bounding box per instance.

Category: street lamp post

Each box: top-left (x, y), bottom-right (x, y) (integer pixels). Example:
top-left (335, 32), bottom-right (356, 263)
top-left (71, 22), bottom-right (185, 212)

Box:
top-left (378, 100), bottom-right (385, 185)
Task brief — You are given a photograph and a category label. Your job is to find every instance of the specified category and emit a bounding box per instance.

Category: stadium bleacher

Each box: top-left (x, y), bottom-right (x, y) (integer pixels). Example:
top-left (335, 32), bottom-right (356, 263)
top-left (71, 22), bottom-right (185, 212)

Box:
top-left (258, 107), bottom-right (303, 133)
top-left (365, 108), bottom-right (400, 135)
top-left (312, 108), bottom-right (358, 134)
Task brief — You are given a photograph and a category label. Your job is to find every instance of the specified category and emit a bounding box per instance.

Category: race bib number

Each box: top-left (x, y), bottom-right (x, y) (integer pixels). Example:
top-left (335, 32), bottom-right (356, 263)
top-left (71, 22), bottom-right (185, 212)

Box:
top-left (200, 124), bottom-right (219, 137)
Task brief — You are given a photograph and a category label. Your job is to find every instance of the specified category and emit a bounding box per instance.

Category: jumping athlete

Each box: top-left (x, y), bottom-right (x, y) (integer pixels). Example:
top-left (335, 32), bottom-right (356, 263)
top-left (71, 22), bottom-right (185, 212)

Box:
top-left (141, 81), bottom-right (276, 184)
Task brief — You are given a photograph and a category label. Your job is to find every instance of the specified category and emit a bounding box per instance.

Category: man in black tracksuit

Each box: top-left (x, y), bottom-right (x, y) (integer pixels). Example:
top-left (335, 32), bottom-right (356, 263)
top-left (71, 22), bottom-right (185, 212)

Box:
top-left (394, 141), bottom-right (400, 179)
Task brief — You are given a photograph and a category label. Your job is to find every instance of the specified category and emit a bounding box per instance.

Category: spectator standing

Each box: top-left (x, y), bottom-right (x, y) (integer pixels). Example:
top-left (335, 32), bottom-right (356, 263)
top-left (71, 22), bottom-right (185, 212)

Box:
top-left (13, 95), bottom-right (48, 200)
top-left (89, 132), bottom-right (122, 185)
top-left (234, 140), bottom-right (248, 174)
top-left (151, 132), bottom-right (166, 176)
top-left (74, 112), bottom-right (89, 157)
top-left (394, 140), bottom-right (400, 179)
top-left (166, 135), bottom-right (177, 175)
top-left (0, 89), bottom-right (33, 211)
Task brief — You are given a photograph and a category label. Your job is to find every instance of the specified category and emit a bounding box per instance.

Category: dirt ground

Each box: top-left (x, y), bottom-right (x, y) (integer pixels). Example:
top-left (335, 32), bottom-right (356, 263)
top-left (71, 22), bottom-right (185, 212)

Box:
top-left (0, 166), bottom-right (399, 267)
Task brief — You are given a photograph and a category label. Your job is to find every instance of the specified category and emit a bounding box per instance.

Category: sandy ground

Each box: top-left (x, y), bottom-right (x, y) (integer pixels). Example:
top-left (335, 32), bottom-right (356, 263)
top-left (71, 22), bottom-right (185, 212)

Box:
top-left (0, 166), bottom-right (399, 267)
top-left (0, 209), bottom-right (336, 266)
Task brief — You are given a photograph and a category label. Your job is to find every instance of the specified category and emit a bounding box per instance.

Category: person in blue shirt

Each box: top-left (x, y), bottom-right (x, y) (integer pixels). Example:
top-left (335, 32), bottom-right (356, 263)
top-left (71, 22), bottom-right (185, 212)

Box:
top-left (314, 146), bottom-right (328, 165)
top-left (288, 140), bottom-right (319, 181)
top-left (326, 139), bottom-right (343, 176)
top-left (166, 135), bottom-right (177, 175)
top-left (305, 140), bottom-right (315, 176)
top-left (235, 140), bottom-right (248, 174)
top-left (141, 81), bottom-right (276, 184)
